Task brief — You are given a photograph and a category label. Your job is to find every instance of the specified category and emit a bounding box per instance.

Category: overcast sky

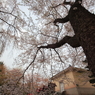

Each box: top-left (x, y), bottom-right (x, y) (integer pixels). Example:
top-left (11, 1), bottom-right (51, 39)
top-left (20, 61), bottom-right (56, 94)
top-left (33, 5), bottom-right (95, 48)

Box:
top-left (0, 1), bottom-right (29, 68)
top-left (0, 0), bottom-right (38, 68)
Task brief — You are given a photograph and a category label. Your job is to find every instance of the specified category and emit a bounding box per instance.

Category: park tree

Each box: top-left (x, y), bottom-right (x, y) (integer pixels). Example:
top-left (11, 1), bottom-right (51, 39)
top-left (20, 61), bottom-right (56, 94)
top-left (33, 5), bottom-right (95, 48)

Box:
top-left (0, 0), bottom-right (94, 71)
top-left (0, 0), bottom-right (95, 94)
top-left (0, 67), bottom-right (25, 95)
top-left (0, 65), bottom-right (49, 95)
top-left (18, 0), bottom-right (95, 78)
top-left (22, 0), bottom-right (95, 89)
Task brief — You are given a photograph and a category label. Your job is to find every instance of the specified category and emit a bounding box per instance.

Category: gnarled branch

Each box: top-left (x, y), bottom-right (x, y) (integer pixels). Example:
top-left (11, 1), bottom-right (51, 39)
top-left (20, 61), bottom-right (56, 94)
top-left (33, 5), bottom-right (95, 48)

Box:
top-left (38, 35), bottom-right (80, 49)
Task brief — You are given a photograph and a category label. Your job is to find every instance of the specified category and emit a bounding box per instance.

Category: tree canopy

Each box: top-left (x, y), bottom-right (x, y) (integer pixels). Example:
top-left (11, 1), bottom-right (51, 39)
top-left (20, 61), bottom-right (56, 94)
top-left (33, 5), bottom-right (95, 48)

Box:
top-left (0, 0), bottom-right (95, 94)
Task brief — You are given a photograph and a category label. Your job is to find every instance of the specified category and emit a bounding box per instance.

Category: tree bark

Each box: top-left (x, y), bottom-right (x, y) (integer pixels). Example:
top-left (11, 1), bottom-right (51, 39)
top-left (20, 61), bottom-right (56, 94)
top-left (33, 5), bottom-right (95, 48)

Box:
top-left (38, 35), bottom-right (80, 49)
top-left (69, 1), bottom-right (95, 76)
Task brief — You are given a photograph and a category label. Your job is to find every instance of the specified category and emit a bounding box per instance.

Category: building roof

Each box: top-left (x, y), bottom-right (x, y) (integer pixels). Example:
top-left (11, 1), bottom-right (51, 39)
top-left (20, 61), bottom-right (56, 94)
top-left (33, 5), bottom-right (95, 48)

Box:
top-left (50, 66), bottom-right (86, 80)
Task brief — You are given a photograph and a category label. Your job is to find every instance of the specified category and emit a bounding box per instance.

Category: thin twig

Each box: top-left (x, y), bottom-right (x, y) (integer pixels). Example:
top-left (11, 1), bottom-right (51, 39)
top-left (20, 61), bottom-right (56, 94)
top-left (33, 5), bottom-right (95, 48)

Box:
top-left (40, 32), bottom-right (57, 39)
top-left (0, 18), bottom-right (16, 30)
top-left (0, 10), bottom-right (17, 18)
top-left (54, 49), bottom-right (65, 63)
top-left (23, 48), bottom-right (40, 75)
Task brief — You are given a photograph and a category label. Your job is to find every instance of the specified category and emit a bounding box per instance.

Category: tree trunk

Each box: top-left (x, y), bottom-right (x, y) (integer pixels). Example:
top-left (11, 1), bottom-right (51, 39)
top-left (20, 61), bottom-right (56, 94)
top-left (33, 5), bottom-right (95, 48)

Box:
top-left (69, 1), bottom-right (95, 76)
top-left (40, 0), bottom-right (95, 76)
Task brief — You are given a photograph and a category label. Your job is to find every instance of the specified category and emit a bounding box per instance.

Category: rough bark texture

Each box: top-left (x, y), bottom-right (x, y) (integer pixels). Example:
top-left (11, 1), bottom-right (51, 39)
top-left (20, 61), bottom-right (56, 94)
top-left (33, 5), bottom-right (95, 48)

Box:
top-left (40, 0), bottom-right (95, 76)
top-left (68, 1), bottom-right (95, 76)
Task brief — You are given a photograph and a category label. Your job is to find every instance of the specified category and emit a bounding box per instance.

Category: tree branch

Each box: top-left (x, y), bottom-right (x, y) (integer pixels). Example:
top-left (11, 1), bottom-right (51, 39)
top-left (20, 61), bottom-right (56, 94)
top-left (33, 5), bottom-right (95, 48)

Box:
top-left (38, 35), bottom-right (81, 49)
top-left (0, 10), bottom-right (17, 18)
top-left (12, 48), bottom-right (40, 91)
top-left (54, 49), bottom-right (65, 64)
top-left (53, 15), bottom-right (69, 25)
top-left (51, 1), bottom-right (74, 8)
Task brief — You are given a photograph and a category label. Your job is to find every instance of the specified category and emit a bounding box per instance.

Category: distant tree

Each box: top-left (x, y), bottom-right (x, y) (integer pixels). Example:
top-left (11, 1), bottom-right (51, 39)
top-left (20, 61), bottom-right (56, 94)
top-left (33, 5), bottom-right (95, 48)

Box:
top-left (0, 68), bottom-right (27, 95)
top-left (0, 62), bottom-right (5, 86)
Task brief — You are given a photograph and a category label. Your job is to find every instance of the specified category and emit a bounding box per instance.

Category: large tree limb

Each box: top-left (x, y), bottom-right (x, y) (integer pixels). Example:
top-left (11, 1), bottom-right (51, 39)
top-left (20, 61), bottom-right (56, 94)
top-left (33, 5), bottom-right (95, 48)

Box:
top-left (54, 15), bottom-right (69, 25)
top-left (38, 35), bottom-right (80, 49)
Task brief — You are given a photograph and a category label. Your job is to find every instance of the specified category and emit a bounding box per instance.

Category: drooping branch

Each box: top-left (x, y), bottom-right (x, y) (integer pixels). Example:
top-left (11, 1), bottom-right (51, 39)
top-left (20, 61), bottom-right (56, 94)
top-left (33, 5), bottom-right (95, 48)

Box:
top-left (54, 49), bottom-right (65, 64)
top-left (38, 35), bottom-right (80, 49)
top-left (12, 48), bottom-right (40, 91)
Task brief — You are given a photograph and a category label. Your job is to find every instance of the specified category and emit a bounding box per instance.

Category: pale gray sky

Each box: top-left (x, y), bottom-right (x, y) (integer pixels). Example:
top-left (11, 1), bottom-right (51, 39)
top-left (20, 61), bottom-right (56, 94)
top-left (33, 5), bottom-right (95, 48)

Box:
top-left (0, 0), bottom-right (38, 68)
top-left (0, 1), bottom-right (30, 68)
top-left (0, 43), bottom-right (20, 68)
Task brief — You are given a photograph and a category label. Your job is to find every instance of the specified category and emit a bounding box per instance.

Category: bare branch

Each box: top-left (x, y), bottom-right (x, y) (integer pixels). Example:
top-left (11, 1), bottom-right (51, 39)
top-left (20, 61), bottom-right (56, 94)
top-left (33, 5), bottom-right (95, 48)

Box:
top-left (40, 32), bottom-right (57, 39)
top-left (23, 48), bottom-right (40, 75)
top-left (54, 49), bottom-right (65, 64)
top-left (0, 18), bottom-right (16, 30)
top-left (12, 48), bottom-right (40, 91)
top-left (0, 10), bottom-right (17, 18)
